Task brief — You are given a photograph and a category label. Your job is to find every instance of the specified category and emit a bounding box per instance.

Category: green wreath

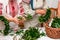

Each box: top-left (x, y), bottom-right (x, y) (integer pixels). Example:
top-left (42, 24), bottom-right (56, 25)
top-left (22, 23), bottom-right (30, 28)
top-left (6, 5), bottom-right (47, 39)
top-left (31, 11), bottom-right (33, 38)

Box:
top-left (38, 8), bottom-right (51, 23)
top-left (0, 16), bottom-right (10, 35)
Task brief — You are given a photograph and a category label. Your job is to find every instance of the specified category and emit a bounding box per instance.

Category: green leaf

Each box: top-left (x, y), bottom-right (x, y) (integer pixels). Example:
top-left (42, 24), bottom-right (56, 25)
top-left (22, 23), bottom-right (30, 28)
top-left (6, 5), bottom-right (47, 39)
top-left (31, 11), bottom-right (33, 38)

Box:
top-left (17, 16), bottom-right (22, 20)
top-left (26, 14), bottom-right (33, 20)
top-left (16, 29), bottom-right (24, 35)
top-left (40, 32), bottom-right (46, 37)
top-left (51, 17), bottom-right (60, 28)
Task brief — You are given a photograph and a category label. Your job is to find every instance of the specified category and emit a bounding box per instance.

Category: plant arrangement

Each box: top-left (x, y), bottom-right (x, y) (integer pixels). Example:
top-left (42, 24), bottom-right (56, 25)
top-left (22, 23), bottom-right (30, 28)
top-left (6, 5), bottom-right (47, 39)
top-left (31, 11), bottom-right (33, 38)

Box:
top-left (0, 16), bottom-right (10, 35)
top-left (51, 17), bottom-right (60, 28)
top-left (22, 27), bottom-right (45, 40)
top-left (38, 8), bottom-right (51, 23)
top-left (45, 17), bottom-right (60, 38)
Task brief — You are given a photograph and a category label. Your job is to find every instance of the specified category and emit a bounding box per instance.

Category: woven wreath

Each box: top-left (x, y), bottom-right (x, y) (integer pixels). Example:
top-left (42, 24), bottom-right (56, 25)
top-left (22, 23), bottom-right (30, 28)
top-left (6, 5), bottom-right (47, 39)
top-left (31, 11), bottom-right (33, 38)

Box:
top-left (0, 16), bottom-right (10, 35)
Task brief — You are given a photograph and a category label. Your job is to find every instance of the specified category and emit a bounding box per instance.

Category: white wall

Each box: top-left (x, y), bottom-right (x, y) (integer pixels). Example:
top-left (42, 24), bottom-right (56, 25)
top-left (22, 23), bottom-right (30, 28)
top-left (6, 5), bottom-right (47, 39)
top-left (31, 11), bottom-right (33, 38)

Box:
top-left (46, 0), bottom-right (58, 8)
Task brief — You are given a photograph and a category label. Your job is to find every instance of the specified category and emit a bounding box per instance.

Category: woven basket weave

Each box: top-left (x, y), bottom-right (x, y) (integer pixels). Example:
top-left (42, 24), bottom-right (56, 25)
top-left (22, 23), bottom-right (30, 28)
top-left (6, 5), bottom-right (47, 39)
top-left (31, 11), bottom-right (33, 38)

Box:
top-left (45, 23), bottom-right (60, 39)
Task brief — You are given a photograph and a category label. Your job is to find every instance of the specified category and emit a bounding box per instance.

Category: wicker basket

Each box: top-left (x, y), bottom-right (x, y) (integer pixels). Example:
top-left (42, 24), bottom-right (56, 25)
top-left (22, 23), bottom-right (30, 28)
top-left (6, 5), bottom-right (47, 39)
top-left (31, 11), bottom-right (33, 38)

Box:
top-left (45, 23), bottom-right (60, 39)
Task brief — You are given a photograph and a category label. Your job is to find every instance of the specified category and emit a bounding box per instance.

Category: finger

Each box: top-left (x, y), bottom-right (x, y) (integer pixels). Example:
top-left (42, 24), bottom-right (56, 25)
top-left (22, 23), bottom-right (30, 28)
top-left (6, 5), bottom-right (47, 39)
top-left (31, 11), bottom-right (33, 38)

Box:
top-left (13, 18), bottom-right (19, 24)
top-left (14, 19), bottom-right (19, 24)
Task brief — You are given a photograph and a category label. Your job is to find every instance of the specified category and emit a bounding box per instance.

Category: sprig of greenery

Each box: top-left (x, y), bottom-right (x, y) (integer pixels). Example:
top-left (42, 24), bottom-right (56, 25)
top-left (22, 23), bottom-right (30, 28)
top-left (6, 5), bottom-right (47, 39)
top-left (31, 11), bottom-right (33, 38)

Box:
top-left (40, 32), bottom-right (46, 37)
top-left (0, 16), bottom-right (10, 35)
top-left (17, 16), bottom-right (22, 20)
top-left (0, 30), bottom-right (2, 33)
top-left (16, 29), bottom-right (24, 35)
top-left (38, 8), bottom-right (51, 23)
top-left (51, 17), bottom-right (60, 28)
top-left (26, 14), bottom-right (33, 20)
top-left (22, 27), bottom-right (45, 40)
top-left (22, 27), bottom-right (40, 40)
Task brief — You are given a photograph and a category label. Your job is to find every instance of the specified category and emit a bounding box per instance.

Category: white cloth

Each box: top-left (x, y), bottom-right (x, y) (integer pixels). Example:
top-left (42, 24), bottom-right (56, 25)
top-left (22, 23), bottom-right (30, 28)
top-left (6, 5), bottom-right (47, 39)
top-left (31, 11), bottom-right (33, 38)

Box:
top-left (46, 0), bottom-right (58, 8)
top-left (22, 2), bottom-right (35, 16)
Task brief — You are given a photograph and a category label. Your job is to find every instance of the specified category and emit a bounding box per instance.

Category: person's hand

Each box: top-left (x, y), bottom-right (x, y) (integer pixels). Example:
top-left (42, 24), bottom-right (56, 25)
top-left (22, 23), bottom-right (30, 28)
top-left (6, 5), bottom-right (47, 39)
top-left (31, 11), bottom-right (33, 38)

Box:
top-left (35, 9), bottom-right (46, 15)
top-left (4, 14), bottom-right (26, 25)
top-left (5, 17), bottom-right (19, 24)
top-left (4, 15), bottom-right (19, 24)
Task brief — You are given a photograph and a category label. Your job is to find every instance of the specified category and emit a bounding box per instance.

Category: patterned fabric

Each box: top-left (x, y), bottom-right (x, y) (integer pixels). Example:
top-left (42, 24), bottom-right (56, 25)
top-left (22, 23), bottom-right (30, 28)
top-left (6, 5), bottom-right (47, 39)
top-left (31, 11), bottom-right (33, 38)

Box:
top-left (22, 2), bottom-right (35, 16)
top-left (22, 0), bottom-right (30, 4)
top-left (19, 2), bottom-right (24, 15)
top-left (9, 0), bottom-right (18, 17)
top-left (0, 3), bottom-right (3, 15)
